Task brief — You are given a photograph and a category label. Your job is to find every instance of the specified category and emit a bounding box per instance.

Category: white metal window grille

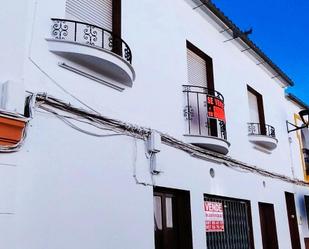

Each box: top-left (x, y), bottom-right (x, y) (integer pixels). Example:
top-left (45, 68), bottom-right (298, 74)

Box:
top-left (205, 196), bottom-right (253, 249)
top-left (65, 0), bottom-right (113, 31)
top-left (187, 48), bottom-right (207, 87)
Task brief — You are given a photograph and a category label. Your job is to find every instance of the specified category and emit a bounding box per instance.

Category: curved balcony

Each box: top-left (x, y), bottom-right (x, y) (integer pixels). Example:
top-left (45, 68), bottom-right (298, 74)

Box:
top-left (183, 85), bottom-right (230, 155)
top-left (46, 18), bottom-right (135, 86)
top-left (248, 123), bottom-right (278, 150)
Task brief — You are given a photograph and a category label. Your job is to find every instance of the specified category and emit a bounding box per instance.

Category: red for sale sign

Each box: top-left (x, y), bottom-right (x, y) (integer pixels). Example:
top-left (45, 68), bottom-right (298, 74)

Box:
top-left (204, 201), bottom-right (224, 232)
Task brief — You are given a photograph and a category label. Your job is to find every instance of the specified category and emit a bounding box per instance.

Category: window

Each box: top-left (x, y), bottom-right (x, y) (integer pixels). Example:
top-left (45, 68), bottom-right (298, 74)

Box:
top-left (65, 0), bottom-right (121, 35)
top-left (205, 195), bottom-right (255, 249)
top-left (186, 41), bottom-right (214, 90)
top-left (186, 41), bottom-right (218, 137)
top-left (247, 85), bottom-right (266, 135)
top-left (154, 187), bottom-right (193, 249)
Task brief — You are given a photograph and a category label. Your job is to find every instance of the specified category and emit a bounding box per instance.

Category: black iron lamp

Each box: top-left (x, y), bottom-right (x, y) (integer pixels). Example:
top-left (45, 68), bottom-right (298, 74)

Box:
top-left (287, 109), bottom-right (309, 133)
top-left (299, 110), bottom-right (309, 126)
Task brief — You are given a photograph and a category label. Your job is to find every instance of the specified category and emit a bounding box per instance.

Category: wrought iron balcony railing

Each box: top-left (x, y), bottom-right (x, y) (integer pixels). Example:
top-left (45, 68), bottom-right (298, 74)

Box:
top-left (183, 85), bottom-right (227, 140)
top-left (247, 123), bottom-right (276, 138)
top-left (51, 18), bottom-right (132, 64)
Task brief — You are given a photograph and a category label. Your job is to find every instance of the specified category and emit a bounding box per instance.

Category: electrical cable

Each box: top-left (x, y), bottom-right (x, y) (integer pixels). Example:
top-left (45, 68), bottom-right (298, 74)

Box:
top-left (32, 92), bottom-right (309, 187)
top-left (132, 137), bottom-right (153, 186)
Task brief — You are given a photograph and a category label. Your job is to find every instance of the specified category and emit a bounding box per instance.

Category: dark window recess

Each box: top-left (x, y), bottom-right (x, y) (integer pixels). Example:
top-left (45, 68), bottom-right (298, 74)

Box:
top-left (285, 192), bottom-right (301, 249)
top-left (258, 202), bottom-right (279, 249)
top-left (204, 195), bottom-right (255, 249)
top-left (303, 149), bottom-right (309, 174)
top-left (247, 85), bottom-right (266, 135)
top-left (154, 187), bottom-right (193, 249)
top-left (112, 0), bottom-right (122, 54)
top-left (304, 196), bottom-right (309, 229)
top-left (305, 238), bottom-right (309, 249)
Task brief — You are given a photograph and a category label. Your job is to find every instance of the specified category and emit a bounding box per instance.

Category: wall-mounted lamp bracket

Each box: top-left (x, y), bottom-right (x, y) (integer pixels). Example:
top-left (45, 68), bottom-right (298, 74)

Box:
top-left (286, 121), bottom-right (308, 133)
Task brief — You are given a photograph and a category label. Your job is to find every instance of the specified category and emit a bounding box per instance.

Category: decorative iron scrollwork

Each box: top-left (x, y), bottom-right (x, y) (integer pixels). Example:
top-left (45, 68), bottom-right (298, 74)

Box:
top-left (248, 123), bottom-right (256, 134)
top-left (183, 85), bottom-right (227, 140)
top-left (219, 120), bottom-right (227, 140)
top-left (183, 85), bottom-right (191, 92)
top-left (108, 36), bottom-right (113, 49)
top-left (50, 18), bottom-right (133, 64)
top-left (184, 106), bottom-right (194, 120)
top-left (52, 20), bottom-right (68, 40)
top-left (269, 126), bottom-right (276, 138)
top-left (83, 25), bottom-right (98, 45)
top-left (124, 47), bottom-right (132, 62)
top-left (247, 123), bottom-right (276, 138)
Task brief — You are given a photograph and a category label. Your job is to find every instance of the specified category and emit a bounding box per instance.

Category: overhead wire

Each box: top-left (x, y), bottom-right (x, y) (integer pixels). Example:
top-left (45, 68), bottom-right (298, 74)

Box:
top-left (34, 93), bottom-right (309, 186)
top-left (3, 92), bottom-right (306, 186)
top-left (38, 105), bottom-right (123, 137)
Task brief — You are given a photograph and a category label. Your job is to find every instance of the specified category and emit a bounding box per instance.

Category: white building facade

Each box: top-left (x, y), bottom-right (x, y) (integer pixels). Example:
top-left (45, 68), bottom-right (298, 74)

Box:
top-left (0, 0), bottom-right (309, 249)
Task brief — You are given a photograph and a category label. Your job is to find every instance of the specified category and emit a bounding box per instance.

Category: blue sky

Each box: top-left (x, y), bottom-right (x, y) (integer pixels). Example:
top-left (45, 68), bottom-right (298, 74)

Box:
top-left (212, 0), bottom-right (309, 104)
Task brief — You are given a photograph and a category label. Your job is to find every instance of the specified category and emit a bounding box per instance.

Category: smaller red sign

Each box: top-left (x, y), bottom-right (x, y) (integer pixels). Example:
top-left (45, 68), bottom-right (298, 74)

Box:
top-left (206, 96), bottom-right (226, 122)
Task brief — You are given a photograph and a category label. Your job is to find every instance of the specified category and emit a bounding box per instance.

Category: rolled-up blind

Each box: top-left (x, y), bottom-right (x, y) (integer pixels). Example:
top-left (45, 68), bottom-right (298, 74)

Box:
top-left (247, 91), bottom-right (260, 123)
top-left (66, 0), bottom-right (113, 31)
top-left (187, 48), bottom-right (207, 87)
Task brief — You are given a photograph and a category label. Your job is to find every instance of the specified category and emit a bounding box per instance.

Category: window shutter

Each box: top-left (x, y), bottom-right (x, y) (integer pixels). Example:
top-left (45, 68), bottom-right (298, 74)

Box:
top-left (65, 0), bottom-right (113, 31)
top-left (247, 91), bottom-right (260, 123)
top-left (187, 48), bottom-right (207, 87)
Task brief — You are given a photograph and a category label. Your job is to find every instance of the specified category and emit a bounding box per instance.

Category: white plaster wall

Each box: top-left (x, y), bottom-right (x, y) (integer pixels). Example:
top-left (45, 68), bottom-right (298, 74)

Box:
top-left (9, 113), bottom-right (309, 249)
top-left (0, 0), bottom-right (308, 248)
top-left (285, 99), bottom-right (306, 180)
top-left (0, 0), bottom-right (29, 83)
top-left (14, 113), bottom-right (155, 249)
top-left (17, 0), bottom-right (295, 177)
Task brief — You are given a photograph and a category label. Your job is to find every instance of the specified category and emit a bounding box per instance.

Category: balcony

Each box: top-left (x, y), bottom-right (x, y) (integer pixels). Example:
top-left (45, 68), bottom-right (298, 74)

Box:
top-left (183, 85), bottom-right (230, 155)
top-left (248, 123), bottom-right (278, 150)
top-left (46, 18), bottom-right (135, 87)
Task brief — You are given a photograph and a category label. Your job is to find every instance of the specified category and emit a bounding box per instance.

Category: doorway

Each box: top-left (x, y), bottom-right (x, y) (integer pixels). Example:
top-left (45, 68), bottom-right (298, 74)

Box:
top-left (258, 202), bottom-right (279, 249)
top-left (285, 192), bottom-right (301, 249)
top-left (153, 187), bottom-right (193, 249)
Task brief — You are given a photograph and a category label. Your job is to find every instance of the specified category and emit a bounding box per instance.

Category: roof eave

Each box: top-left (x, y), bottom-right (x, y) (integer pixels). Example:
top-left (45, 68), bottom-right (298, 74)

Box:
top-left (286, 93), bottom-right (309, 110)
top-left (198, 0), bottom-right (294, 87)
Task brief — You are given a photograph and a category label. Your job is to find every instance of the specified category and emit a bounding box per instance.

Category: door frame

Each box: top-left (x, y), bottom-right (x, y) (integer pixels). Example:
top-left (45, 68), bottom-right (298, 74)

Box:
top-left (258, 202), bottom-right (279, 249)
top-left (154, 187), bottom-right (193, 249)
top-left (285, 192), bottom-right (301, 249)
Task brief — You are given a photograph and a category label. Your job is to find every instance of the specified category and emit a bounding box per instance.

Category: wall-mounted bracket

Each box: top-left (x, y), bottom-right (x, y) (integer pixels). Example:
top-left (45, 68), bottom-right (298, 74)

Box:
top-left (286, 121), bottom-right (308, 133)
top-left (241, 47), bottom-right (251, 52)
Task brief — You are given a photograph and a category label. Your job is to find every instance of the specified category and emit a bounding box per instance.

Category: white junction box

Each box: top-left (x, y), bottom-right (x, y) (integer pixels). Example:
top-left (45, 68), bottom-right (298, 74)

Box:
top-left (148, 130), bottom-right (161, 153)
